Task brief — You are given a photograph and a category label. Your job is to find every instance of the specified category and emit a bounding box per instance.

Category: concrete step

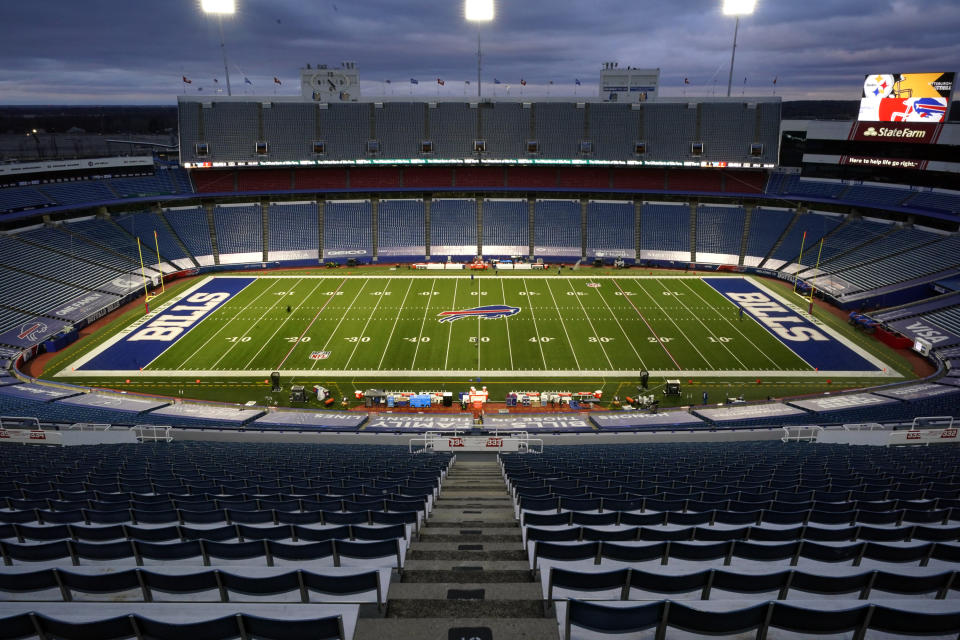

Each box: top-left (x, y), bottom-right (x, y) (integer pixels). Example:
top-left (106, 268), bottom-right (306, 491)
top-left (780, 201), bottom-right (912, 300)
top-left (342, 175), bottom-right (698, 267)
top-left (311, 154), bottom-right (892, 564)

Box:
top-left (401, 568), bottom-right (533, 584)
top-left (409, 548), bottom-right (527, 561)
top-left (354, 617), bottom-right (559, 640)
top-left (387, 599), bottom-right (544, 619)
top-left (388, 582), bottom-right (542, 600)
top-left (424, 521), bottom-right (518, 530)
top-left (413, 542), bottom-right (520, 552)
top-left (419, 532), bottom-right (518, 543)
top-left (429, 510), bottom-right (516, 523)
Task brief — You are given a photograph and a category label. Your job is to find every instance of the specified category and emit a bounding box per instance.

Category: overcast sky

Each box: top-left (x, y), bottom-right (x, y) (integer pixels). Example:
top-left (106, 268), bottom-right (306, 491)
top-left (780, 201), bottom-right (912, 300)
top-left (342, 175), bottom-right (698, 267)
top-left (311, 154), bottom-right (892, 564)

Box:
top-left (1, 0), bottom-right (958, 104)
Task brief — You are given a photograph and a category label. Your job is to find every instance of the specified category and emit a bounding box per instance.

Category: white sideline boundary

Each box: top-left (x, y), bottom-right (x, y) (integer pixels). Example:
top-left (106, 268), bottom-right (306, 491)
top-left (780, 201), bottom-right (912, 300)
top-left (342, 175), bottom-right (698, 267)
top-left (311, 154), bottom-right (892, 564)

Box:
top-left (55, 275), bottom-right (903, 380)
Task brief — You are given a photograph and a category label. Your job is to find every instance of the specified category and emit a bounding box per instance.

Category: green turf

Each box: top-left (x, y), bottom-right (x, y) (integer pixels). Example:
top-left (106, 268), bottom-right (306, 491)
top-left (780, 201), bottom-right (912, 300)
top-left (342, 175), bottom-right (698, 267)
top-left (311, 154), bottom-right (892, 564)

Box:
top-left (136, 275), bottom-right (814, 375)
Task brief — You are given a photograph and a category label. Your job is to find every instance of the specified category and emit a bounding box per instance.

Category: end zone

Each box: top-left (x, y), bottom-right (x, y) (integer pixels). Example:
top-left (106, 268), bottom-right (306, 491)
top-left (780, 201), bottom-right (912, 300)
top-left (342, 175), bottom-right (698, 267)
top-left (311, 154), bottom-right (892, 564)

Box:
top-left (704, 277), bottom-right (896, 375)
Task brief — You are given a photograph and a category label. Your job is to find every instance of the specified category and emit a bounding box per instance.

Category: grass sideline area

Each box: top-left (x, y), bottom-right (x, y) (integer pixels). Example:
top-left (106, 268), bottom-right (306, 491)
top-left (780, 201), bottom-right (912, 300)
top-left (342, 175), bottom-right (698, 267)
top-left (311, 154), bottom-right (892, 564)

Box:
top-left (41, 266), bottom-right (919, 411)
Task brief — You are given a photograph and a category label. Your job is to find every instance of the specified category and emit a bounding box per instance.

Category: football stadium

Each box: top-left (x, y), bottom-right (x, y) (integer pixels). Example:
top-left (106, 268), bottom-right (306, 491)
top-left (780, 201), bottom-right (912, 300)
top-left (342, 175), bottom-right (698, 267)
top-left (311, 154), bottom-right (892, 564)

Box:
top-left (0, 0), bottom-right (959, 637)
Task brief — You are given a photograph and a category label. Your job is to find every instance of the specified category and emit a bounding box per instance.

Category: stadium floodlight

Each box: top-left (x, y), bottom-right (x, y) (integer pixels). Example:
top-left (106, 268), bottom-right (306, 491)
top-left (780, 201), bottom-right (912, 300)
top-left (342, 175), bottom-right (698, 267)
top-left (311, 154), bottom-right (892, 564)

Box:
top-left (201, 0), bottom-right (236, 96)
top-left (722, 0), bottom-right (755, 97)
top-left (465, 0), bottom-right (494, 98)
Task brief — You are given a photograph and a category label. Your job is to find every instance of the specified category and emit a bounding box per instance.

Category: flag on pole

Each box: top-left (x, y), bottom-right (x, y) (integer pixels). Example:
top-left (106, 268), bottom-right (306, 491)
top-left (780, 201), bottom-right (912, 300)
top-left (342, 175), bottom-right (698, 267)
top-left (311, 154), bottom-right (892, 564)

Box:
top-left (465, 80), bottom-right (470, 85)
top-left (549, 80), bottom-right (554, 85)
top-left (410, 78), bottom-right (419, 84)
top-left (684, 77), bottom-right (690, 85)
top-left (437, 78), bottom-right (444, 86)
top-left (494, 78), bottom-right (501, 84)
top-left (182, 76), bottom-right (192, 84)
top-left (772, 76), bottom-right (777, 85)
top-left (574, 79), bottom-right (581, 86)
top-left (520, 78), bottom-right (527, 86)
top-left (244, 77), bottom-right (253, 85)
top-left (274, 76), bottom-right (282, 85)
top-left (385, 79), bottom-right (391, 84)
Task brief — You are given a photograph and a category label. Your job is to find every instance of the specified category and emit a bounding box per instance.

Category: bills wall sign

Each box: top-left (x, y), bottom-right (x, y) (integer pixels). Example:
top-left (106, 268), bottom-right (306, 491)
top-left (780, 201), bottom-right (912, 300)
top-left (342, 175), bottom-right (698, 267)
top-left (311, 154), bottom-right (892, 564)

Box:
top-left (436, 305), bottom-right (520, 323)
top-left (18, 321), bottom-right (49, 342)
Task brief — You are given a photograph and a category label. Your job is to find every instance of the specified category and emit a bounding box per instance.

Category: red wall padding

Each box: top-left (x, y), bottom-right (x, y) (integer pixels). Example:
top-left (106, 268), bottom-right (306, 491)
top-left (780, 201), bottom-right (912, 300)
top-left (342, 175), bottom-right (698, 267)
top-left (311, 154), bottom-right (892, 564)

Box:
top-left (293, 169), bottom-right (348, 190)
top-left (557, 167), bottom-right (610, 189)
top-left (724, 171), bottom-right (766, 194)
top-left (402, 167), bottom-right (454, 189)
top-left (611, 169), bottom-right (667, 190)
top-left (454, 166), bottom-right (506, 188)
top-left (668, 170), bottom-right (723, 192)
top-left (506, 167), bottom-right (557, 188)
top-left (349, 167), bottom-right (402, 189)
top-left (237, 170), bottom-right (291, 192)
top-left (192, 170), bottom-right (235, 193)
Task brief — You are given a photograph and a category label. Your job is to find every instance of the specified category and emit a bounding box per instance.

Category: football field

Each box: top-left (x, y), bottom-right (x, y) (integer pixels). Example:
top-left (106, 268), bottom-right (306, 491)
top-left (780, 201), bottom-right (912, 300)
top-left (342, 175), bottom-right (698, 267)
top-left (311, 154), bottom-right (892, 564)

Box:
top-left (60, 274), bottom-right (896, 378)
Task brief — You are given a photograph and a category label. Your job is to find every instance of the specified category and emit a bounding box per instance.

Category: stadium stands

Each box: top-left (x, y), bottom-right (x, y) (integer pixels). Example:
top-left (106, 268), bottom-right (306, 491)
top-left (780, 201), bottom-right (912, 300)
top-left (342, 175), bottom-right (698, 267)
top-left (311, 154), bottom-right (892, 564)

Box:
top-left (430, 198), bottom-right (477, 258)
top-left (790, 217), bottom-right (892, 271)
top-left (762, 210), bottom-right (842, 270)
top-left (113, 209), bottom-right (196, 270)
top-left (162, 206), bottom-right (215, 266)
top-left (0, 441), bottom-right (450, 639)
top-left (639, 203), bottom-right (690, 261)
top-left (376, 199), bottom-right (424, 259)
top-left (268, 202), bottom-right (319, 262)
top-left (694, 205), bottom-right (745, 265)
top-left (742, 207), bottom-right (794, 267)
top-left (323, 200), bottom-right (373, 260)
top-left (534, 200), bottom-right (581, 259)
top-left (213, 204), bottom-right (263, 265)
top-left (586, 201), bottom-right (635, 259)
top-left (481, 199), bottom-right (528, 256)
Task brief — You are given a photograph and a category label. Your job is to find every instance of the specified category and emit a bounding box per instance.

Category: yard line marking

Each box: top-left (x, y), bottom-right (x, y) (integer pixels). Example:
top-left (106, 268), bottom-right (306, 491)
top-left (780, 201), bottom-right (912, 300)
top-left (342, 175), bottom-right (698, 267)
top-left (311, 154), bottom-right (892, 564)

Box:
top-left (592, 281), bottom-right (646, 369)
top-left (211, 278), bottom-right (306, 370)
top-left (343, 279), bottom-right (392, 370)
top-left (611, 279), bottom-right (681, 370)
top-left (500, 278), bottom-right (515, 371)
top-left (676, 278), bottom-right (781, 369)
top-left (378, 279), bottom-right (414, 369)
top-left (634, 278), bottom-right (714, 369)
top-left (521, 278), bottom-right (548, 370)
top-left (476, 283), bottom-right (482, 370)
top-left (564, 279), bottom-right (614, 369)
top-left (441, 278), bottom-right (455, 370)
top-left (311, 278), bottom-right (371, 370)
top-left (656, 278), bottom-right (747, 369)
top-left (415, 278), bottom-right (438, 369)
top-left (275, 278), bottom-right (347, 370)
top-left (543, 279), bottom-right (581, 371)
top-left (243, 278), bottom-right (328, 369)
top-left (178, 278), bottom-right (284, 370)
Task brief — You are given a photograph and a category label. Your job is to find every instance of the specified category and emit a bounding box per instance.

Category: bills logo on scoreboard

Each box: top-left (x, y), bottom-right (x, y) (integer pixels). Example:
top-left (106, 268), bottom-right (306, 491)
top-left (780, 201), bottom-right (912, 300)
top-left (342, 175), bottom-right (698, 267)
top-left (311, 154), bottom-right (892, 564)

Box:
top-left (309, 351), bottom-right (331, 360)
top-left (436, 305), bottom-right (520, 323)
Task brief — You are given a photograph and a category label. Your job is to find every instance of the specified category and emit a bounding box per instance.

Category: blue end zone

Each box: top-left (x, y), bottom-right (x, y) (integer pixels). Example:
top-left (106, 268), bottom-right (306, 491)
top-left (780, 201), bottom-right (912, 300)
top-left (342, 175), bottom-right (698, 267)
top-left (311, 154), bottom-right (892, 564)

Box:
top-left (78, 277), bottom-right (255, 371)
top-left (703, 278), bottom-right (877, 372)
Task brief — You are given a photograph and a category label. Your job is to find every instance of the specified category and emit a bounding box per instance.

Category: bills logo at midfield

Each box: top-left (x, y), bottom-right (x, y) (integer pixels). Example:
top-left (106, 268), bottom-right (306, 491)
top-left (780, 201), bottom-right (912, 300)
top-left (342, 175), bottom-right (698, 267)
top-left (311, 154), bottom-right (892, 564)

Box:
top-left (436, 305), bottom-right (520, 323)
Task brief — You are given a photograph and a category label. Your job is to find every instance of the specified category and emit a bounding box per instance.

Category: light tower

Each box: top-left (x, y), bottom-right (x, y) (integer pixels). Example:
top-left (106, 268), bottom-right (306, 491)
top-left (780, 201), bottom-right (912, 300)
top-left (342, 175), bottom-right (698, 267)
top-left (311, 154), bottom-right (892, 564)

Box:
top-left (722, 0), bottom-right (756, 97)
top-left (465, 0), bottom-right (494, 98)
top-left (201, 0), bottom-right (236, 97)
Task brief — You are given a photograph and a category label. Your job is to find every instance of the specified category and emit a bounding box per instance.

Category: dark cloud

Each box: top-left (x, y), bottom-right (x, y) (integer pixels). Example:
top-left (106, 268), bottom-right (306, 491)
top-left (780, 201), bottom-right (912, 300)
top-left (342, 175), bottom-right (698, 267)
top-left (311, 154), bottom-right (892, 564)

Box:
top-left (0, 0), bottom-right (957, 104)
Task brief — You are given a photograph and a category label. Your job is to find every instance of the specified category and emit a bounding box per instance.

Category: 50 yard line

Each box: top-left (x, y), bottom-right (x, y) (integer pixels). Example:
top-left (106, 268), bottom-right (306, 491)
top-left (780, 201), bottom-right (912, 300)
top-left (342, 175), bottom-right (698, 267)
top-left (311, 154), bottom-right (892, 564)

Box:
top-left (274, 278), bottom-right (347, 370)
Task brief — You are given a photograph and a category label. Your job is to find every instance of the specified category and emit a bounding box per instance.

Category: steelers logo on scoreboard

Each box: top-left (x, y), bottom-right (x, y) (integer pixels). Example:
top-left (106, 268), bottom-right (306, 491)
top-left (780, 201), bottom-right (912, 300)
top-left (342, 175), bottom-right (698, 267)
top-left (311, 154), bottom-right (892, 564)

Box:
top-left (863, 74), bottom-right (895, 99)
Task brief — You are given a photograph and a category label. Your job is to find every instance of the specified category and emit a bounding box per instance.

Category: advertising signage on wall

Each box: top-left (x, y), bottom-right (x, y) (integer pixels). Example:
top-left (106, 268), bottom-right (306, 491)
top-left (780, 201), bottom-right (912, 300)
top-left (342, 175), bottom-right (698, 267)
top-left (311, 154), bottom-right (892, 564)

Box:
top-left (858, 72), bottom-right (954, 123)
top-left (848, 121), bottom-right (941, 145)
